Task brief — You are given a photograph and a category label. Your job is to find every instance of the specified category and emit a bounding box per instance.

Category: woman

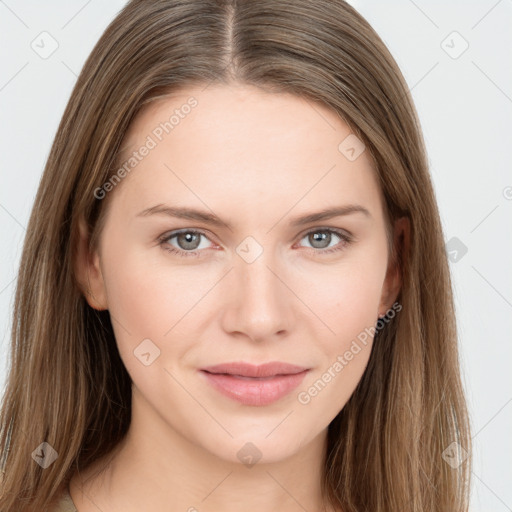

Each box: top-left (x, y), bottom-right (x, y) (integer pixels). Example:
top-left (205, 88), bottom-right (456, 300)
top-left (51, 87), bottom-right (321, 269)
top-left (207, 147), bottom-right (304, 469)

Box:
top-left (0, 0), bottom-right (472, 511)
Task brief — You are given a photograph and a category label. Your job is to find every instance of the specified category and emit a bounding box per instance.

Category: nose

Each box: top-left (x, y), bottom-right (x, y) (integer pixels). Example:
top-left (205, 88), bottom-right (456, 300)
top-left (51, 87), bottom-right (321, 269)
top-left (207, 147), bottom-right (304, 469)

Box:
top-left (219, 248), bottom-right (296, 343)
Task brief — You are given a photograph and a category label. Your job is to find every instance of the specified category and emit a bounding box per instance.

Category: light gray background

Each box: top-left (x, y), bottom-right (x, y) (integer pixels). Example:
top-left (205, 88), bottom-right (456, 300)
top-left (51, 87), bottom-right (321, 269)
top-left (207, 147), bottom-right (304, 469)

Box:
top-left (1, 1), bottom-right (511, 510)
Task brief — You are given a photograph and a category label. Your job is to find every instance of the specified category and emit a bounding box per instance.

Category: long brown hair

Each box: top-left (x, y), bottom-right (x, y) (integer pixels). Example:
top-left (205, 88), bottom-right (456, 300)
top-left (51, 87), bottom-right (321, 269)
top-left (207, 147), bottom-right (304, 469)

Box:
top-left (0, 0), bottom-right (472, 510)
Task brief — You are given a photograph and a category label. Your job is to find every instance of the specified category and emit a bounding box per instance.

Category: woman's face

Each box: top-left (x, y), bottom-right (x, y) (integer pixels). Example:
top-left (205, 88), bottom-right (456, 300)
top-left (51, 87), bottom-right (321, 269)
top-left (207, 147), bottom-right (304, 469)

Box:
top-left (81, 83), bottom-right (402, 465)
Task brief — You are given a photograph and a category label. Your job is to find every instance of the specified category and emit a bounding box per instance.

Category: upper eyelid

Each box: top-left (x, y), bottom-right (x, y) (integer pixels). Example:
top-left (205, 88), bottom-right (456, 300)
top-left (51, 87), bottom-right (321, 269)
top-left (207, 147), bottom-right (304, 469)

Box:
top-left (161, 228), bottom-right (217, 245)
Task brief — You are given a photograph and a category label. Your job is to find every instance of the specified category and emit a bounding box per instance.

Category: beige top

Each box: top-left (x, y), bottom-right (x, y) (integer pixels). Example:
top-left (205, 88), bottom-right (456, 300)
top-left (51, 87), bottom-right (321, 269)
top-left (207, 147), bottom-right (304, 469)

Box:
top-left (52, 486), bottom-right (78, 512)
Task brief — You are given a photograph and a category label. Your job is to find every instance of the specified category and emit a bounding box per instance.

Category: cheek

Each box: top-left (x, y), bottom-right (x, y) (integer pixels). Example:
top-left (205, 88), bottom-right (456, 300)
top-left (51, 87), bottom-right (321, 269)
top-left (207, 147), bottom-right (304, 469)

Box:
top-left (99, 242), bottom-right (178, 351)
top-left (293, 260), bottom-right (385, 424)
top-left (102, 233), bottom-right (199, 326)
top-left (290, 246), bottom-right (386, 410)
top-left (104, 259), bottom-right (171, 334)
top-left (295, 251), bottom-right (386, 348)
top-left (100, 243), bottom-right (220, 371)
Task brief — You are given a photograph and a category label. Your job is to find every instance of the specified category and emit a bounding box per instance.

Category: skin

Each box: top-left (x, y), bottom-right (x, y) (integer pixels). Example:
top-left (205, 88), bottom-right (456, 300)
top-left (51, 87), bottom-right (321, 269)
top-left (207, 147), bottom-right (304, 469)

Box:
top-left (71, 83), bottom-right (408, 512)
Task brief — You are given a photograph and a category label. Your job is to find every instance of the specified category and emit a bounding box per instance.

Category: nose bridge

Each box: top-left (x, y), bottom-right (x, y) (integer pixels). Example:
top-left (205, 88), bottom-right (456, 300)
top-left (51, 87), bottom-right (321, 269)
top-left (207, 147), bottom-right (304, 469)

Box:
top-left (220, 236), bottom-right (293, 340)
top-left (238, 250), bottom-right (278, 299)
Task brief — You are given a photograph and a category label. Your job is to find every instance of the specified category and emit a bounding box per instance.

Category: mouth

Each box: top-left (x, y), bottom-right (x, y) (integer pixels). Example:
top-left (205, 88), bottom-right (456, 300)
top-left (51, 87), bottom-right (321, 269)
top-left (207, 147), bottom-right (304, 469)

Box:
top-left (199, 362), bottom-right (310, 406)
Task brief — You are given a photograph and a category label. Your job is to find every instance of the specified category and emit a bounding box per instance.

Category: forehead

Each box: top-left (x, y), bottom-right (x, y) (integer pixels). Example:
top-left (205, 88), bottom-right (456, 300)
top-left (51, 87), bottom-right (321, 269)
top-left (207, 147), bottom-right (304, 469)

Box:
top-left (122, 84), bottom-right (356, 160)
top-left (111, 84), bottom-right (384, 223)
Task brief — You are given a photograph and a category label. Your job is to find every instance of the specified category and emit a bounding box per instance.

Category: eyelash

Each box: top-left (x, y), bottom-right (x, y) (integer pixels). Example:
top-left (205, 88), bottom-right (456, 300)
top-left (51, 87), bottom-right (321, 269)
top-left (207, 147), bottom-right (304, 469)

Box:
top-left (158, 228), bottom-right (353, 258)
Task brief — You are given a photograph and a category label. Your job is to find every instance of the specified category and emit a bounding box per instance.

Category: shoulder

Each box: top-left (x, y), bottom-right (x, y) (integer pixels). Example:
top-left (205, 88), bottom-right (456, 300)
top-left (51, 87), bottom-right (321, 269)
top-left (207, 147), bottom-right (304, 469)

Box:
top-left (50, 486), bottom-right (78, 512)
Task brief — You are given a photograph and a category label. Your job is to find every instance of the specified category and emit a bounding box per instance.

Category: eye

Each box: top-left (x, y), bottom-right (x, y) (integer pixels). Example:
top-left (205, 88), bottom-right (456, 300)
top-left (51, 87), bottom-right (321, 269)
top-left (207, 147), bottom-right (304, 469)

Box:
top-left (297, 228), bottom-right (352, 255)
top-left (158, 227), bottom-right (353, 259)
top-left (158, 229), bottom-right (214, 258)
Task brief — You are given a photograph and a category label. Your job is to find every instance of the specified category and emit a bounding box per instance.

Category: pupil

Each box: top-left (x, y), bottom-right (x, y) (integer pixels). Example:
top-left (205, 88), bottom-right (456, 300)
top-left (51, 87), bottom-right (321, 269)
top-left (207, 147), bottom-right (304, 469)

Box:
top-left (178, 232), bottom-right (199, 250)
top-left (311, 232), bottom-right (330, 249)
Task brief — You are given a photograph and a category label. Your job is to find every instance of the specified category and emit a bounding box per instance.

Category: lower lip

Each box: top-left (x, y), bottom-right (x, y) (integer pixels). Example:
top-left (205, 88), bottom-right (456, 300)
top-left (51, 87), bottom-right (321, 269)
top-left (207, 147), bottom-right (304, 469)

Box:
top-left (200, 370), bottom-right (309, 406)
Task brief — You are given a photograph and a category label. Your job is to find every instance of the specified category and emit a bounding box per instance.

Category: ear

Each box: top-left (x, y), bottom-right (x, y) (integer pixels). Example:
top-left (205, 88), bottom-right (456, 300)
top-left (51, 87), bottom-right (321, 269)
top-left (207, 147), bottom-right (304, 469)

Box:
top-left (377, 216), bottom-right (410, 317)
top-left (74, 216), bottom-right (108, 311)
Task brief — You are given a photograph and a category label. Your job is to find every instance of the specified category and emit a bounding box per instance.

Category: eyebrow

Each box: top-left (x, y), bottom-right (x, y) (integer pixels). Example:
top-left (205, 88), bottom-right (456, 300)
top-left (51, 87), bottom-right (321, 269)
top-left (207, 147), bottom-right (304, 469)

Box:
top-left (136, 203), bottom-right (371, 229)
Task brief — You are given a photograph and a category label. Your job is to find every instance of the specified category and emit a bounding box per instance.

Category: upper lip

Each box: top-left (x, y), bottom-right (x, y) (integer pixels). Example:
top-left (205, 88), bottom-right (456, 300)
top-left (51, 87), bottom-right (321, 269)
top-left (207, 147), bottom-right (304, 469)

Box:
top-left (201, 362), bottom-right (309, 378)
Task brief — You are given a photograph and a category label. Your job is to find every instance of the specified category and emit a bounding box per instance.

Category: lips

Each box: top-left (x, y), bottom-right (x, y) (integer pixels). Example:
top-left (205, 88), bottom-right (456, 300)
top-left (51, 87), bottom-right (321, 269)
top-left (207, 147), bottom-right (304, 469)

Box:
top-left (199, 361), bottom-right (310, 406)
top-left (201, 361), bottom-right (309, 378)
